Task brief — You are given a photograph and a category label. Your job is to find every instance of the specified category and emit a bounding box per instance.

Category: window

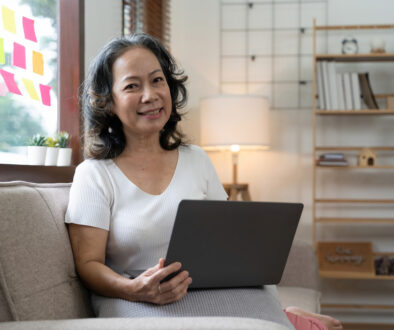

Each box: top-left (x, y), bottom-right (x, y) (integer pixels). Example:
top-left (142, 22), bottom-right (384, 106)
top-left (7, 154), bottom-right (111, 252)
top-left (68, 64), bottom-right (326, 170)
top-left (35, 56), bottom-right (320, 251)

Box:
top-left (123, 0), bottom-right (170, 49)
top-left (0, 0), bottom-right (57, 164)
top-left (0, 0), bottom-right (83, 165)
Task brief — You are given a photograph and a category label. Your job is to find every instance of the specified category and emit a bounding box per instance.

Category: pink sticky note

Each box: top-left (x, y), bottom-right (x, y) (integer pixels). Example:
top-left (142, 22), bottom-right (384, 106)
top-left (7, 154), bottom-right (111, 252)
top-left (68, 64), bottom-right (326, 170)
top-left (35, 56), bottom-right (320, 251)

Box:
top-left (22, 16), bottom-right (37, 42)
top-left (13, 42), bottom-right (26, 69)
top-left (0, 69), bottom-right (22, 95)
top-left (39, 84), bottom-right (51, 106)
top-left (0, 82), bottom-right (8, 96)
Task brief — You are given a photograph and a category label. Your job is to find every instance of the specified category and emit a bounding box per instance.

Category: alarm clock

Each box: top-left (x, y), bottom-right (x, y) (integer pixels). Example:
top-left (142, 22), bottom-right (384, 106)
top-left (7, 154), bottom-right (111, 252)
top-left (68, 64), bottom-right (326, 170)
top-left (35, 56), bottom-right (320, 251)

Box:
top-left (342, 37), bottom-right (358, 54)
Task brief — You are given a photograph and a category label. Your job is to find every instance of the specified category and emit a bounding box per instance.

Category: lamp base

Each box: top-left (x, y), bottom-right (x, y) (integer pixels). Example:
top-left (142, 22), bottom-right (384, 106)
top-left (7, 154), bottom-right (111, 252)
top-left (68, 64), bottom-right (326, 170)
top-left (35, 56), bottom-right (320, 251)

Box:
top-left (223, 183), bottom-right (251, 201)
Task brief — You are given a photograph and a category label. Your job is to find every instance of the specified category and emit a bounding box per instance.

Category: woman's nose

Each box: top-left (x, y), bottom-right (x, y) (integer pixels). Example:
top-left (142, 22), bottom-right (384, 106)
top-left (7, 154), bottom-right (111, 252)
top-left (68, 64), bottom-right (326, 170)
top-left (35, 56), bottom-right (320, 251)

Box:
top-left (141, 85), bottom-right (158, 103)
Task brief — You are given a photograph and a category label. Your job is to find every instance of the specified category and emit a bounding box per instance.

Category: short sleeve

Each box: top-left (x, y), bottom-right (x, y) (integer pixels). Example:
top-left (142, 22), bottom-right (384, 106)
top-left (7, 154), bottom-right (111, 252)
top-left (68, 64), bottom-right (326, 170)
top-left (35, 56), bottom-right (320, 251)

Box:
top-left (65, 160), bottom-right (113, 230)
top-left (200, 148), bottom-right (228, 200)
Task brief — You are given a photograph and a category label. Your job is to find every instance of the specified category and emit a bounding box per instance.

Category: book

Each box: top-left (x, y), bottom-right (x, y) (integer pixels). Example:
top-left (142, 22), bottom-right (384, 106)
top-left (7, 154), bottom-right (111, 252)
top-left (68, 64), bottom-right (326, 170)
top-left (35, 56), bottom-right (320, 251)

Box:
top-left (351, 72), bottom-right (362, 110)
top-left (318, 152), bottom-right (348, 166)
top-left (316, 61), bottom-right (326, 109)
top-left (321, 61), bottom-right (332, 110)
top-left (319, 153), bottom-right (345, 160)
top-left (358, 72), bottom-right (379, 109)
top-left (317, 160), bottom-right (349, 166)
top-left (328, 61), bottom-right (339, 110)
top-left (343, 72), bottom-right (353, 110)
top-left (336, 73), bottom-right (346, 110)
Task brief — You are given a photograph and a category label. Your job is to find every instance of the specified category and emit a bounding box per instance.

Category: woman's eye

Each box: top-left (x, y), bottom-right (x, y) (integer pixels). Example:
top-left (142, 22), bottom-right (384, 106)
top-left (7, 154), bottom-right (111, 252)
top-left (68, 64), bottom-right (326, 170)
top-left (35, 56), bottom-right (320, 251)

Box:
top-left (153, 77), bottom-right (164, 83)
top-left (125, 83), bottom-right (137, 90)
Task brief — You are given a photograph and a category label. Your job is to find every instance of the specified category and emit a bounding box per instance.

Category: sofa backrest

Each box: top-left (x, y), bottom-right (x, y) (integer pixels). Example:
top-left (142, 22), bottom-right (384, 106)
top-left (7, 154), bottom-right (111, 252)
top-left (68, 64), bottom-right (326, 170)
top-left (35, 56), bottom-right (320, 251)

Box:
top-left (0, 181), bottom-right (93, 321)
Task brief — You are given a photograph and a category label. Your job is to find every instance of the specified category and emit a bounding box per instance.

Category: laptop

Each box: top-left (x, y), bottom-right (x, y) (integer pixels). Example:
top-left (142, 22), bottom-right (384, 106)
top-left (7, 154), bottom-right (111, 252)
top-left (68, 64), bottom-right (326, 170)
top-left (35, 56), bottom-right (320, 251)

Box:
top-left (128, 200), bottom-right (303, 289)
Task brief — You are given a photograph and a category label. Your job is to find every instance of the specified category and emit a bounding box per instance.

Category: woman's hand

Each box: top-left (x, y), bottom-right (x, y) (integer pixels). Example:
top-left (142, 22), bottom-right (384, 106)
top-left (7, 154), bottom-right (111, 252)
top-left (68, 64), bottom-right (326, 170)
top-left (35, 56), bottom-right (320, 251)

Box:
top-left (130, 258), bottom-right (193, 305)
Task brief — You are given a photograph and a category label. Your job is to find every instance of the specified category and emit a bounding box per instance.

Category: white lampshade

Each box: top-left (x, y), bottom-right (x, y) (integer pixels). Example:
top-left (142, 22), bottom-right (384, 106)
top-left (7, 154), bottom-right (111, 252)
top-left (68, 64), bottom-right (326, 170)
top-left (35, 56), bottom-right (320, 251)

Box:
top-left (200, 95), bottom-right (270, 151)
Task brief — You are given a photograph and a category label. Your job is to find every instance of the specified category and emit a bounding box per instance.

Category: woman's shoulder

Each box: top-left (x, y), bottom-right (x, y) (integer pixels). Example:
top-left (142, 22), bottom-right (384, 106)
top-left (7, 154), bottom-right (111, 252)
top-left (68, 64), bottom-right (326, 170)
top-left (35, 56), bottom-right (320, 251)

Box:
top-left (179, 144), bottom-right (206, 156)
top-left (76, 158), bottom-right (111, 170)
top-left (179, 144), bottom-right (211, 166)
top-left (74, 158), bottom-right (113, 181)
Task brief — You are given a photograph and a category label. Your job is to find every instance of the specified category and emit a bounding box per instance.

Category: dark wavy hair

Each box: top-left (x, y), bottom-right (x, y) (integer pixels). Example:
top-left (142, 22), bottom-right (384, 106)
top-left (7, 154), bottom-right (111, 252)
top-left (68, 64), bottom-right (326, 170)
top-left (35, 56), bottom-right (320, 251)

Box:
top-left (81, 33), bottom-right (188, 159)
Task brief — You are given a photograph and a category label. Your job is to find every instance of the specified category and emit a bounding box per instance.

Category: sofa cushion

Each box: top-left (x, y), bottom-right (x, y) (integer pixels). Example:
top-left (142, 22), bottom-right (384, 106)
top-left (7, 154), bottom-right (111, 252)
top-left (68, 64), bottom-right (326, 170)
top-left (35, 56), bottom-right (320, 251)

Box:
top-left (276, 286), bottom-right (321, 314)
top-left (0, 181), bottom-right (93, 321)
top-left (0, 317), bottom-right (290, 330)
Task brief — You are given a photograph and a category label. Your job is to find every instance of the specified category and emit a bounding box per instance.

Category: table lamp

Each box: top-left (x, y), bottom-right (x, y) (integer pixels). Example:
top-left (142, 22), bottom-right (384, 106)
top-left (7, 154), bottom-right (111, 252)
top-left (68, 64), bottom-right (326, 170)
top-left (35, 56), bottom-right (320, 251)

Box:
top-left (200, 95), bottom-right (270, 200)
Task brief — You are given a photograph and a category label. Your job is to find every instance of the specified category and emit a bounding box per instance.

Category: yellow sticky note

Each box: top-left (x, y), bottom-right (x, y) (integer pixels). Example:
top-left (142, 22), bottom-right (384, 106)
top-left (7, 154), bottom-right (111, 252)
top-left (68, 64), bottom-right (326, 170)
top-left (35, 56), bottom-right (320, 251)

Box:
top-left (0, 38), bottom-right (4, 64)
top-left (2, 6), bottom-right (17, 34)
top-left (32, 51), bottom-right (44, 75)
top-left (22, 78), bottom-right (40, 101)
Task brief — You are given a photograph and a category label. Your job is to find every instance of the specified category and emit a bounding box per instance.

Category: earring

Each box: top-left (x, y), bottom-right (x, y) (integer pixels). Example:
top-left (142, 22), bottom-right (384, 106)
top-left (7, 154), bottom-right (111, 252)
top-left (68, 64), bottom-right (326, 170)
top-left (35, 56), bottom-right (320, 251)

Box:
top-left (108, 126), bottom-right (113, 133)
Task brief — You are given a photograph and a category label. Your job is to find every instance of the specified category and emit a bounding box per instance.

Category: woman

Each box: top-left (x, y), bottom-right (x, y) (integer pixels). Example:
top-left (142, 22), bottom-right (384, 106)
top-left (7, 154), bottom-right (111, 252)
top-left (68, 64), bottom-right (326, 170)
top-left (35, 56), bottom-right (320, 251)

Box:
top-left (66, 33), bottom-right (342, 330)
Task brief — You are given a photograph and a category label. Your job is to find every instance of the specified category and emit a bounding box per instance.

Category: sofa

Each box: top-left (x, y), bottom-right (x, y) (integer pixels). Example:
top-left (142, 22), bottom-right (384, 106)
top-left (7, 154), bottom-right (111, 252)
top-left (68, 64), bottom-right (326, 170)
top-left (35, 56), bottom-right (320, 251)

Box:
top-left (0, 181), bottom-right (321, 329)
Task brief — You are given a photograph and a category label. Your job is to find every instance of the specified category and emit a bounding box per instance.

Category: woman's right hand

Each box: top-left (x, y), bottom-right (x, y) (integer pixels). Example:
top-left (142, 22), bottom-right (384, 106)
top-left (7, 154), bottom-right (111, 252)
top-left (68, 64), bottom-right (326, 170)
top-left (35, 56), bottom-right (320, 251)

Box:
top-left (129, 258), bottom-right (193, 305)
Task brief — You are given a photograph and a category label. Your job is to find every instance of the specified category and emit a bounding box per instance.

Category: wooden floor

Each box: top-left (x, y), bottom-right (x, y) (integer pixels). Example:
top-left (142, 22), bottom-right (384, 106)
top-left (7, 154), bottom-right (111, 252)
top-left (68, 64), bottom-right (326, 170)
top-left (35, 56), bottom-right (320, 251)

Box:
top-left (343, 323), bottom-right (394, 330)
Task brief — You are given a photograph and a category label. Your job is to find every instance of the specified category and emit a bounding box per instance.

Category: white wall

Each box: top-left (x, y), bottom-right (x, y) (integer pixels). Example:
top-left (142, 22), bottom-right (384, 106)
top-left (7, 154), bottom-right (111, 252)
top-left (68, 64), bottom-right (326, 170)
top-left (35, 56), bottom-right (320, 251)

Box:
top-left (171, 0), bottom-right (394, 323)
top-left (84, 0), bottom-right (122, 76)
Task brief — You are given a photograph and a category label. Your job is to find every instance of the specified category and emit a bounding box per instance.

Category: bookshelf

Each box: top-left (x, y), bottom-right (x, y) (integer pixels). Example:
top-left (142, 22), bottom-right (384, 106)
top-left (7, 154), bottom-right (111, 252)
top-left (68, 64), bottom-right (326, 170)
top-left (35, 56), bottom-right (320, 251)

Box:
top-left (312, 20), bottom-right (394, 311)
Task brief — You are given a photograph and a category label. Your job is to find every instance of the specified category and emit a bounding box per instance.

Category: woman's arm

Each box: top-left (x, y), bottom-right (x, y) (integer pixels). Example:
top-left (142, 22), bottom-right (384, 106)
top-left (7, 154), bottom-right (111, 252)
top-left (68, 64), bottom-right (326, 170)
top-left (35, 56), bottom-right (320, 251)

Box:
top-left (68, 223), bottom-right (192, 305)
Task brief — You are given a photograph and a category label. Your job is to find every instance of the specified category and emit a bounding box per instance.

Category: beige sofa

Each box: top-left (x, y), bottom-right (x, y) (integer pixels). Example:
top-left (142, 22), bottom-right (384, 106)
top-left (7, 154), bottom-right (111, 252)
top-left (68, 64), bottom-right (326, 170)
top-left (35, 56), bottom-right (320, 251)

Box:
top-left (0, 181), bottom-right (320, 329)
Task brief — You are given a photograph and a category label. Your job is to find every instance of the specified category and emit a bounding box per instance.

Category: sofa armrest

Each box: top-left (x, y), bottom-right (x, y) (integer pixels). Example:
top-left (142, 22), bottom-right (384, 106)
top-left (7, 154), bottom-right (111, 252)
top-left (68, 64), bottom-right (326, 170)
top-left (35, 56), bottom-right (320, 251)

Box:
top-left (279, 239), bottom-right (320, 291)
top-left (0, 317), bottom-right (290, 330)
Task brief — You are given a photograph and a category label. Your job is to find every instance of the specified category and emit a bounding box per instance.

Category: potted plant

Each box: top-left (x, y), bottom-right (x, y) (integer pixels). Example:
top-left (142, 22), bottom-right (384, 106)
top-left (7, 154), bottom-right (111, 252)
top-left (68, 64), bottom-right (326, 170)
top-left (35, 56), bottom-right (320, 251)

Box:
top-left (57, 131), bottom-right (72, 166)
top-left (27, 134), bottom-right (47, 165)
top-left (44, 136), bottom-right (59, 166)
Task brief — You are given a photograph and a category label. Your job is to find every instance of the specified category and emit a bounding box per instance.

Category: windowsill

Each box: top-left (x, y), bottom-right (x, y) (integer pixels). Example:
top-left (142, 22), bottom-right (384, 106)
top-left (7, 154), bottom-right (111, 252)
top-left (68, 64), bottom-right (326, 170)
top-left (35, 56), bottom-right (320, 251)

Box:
top-left (0, 164), bottom-right (76, 183)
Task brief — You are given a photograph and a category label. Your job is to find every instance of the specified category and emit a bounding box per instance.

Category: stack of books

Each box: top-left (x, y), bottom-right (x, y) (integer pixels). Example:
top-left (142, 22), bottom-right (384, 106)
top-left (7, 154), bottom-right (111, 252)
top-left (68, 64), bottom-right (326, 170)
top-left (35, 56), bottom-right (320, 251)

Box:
top-left (316, 61), bottom-right (379, 110)
top-left (317, 153), bottom-right (348, 166)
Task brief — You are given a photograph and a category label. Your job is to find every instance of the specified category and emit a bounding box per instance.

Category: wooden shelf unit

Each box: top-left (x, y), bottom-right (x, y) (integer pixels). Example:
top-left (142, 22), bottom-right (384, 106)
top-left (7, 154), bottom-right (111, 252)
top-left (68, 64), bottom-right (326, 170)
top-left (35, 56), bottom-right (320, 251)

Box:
top-left (316, 109), bottom-right (394, 115)
top-left (315, 146), bottom-right (394, 151)
top-left (316, 165), bottom-right (394, 169)
top-left (312, 20), bottom-right (394, 300)
top-left (319, 272), bottom-right (394, 280)
top-left (316, 53), bottom-right (394, 62)
top-left (315, 199), bottom-right (394, 204)
top-left (315, 217), bottom-right (394, 224)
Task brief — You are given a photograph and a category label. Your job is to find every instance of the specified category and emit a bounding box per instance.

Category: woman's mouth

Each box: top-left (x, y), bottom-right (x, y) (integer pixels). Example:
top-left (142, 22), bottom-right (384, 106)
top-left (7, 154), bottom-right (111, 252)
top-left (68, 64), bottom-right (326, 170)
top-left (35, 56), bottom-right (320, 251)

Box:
top-left (137, 107), bottom-right (163, 117)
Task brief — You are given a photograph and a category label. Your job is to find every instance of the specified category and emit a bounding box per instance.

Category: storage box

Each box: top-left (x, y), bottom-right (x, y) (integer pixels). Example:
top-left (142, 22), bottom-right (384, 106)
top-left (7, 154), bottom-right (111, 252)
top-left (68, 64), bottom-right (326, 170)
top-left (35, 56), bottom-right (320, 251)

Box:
top-left (387, 96), bottom-right (394, 110)
top-left (317, 242), bottom-right (375, 279)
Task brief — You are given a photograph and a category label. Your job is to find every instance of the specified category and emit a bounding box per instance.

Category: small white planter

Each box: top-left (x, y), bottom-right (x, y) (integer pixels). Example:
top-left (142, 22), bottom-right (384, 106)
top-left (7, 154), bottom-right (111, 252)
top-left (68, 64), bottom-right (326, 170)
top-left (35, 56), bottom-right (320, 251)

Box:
top-left (45, 147), bottom-right (59, 166)
top-left (27, 146), bottom-right (47, 165)
top-left (57, 148), bottom-right (72, 166)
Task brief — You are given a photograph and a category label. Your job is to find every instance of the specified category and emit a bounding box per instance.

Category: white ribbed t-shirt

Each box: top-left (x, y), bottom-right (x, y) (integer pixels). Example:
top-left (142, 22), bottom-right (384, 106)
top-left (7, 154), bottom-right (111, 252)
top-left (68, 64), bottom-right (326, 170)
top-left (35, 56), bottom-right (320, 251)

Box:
top-left (65, 144), bottom-right (227, 276)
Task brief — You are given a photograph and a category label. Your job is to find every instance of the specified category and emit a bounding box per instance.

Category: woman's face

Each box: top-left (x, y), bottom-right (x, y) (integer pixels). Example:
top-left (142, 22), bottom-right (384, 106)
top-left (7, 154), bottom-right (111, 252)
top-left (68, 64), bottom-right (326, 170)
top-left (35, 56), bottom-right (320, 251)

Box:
top-left (111, 47), bottom-right (172, 140)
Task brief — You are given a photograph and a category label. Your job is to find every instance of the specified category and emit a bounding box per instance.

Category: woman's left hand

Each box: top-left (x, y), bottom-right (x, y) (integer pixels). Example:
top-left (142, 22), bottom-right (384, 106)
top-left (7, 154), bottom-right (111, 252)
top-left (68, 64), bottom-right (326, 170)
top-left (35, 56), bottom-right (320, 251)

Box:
top-left (129, 258), bottom-right (193, 305)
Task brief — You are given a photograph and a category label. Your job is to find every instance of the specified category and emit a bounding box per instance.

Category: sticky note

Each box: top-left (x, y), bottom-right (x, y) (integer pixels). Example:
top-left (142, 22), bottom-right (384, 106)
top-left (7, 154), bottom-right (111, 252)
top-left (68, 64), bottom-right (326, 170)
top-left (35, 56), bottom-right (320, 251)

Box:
top-left (22, 16), bottom-right (37, 42)
top-left (22, 78), bottom-right (40, 101)
top-left (13, 42), bottom-right (26, 69)
top-left (0, 38), bottom-right (4, 64)
top-left (2, 6), bottom-right (17, 34)
top-left (39, 84), bottom-right (51, 106)
top-left (32, 51), bottom-right (44, 75)
top-left (0, 82), bottom-right (8, 96)
top-left (0, 69), bottom-right (22, 95)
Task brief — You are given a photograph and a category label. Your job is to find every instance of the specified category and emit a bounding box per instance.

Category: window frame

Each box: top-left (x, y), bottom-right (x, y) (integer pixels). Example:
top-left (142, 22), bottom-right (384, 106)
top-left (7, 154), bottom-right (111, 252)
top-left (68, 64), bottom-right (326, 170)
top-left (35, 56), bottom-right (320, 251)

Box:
top-left (58, 0), bottom-right (84, 165)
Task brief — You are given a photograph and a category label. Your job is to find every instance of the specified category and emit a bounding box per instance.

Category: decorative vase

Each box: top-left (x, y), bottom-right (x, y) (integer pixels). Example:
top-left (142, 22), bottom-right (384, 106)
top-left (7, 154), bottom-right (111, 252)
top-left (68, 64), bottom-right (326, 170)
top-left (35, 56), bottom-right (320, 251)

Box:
top-left (27, 146), bottom-right (47, 165)
top-left (370, 38), bottom-right (386, 53)
top-left (45, 147), bottom-right (59, 166)
top-left (57, 148), bottom-right (72, 166)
